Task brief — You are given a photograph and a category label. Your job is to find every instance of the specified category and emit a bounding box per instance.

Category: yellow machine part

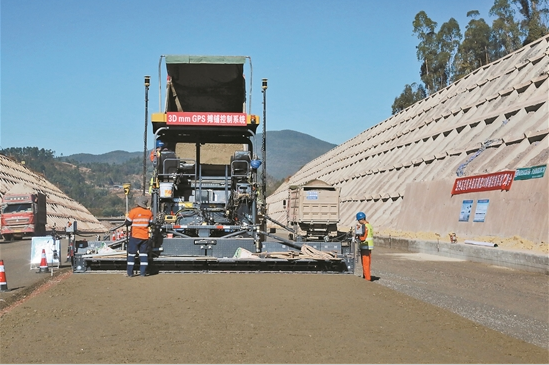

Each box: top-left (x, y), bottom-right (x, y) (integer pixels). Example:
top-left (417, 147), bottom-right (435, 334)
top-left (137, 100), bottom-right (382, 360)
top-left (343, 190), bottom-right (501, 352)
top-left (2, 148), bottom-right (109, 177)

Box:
top-left (152, 113), bottom-right (166, 123)
top-left (164, 215), bottom-right (177, 223)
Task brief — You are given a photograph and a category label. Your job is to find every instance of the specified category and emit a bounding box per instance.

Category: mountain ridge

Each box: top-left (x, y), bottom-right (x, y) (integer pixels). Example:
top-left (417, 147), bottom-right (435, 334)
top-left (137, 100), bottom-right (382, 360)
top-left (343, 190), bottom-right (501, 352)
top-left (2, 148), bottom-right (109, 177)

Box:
top-left (62, 130), bottom-right (337, 180)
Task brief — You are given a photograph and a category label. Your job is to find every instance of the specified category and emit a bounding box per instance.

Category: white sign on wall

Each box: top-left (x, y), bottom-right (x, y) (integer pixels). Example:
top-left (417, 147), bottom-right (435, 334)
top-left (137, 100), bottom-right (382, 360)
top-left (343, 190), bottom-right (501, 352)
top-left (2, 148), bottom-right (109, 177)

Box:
top-left (473, 199), bottom-right (490, 223)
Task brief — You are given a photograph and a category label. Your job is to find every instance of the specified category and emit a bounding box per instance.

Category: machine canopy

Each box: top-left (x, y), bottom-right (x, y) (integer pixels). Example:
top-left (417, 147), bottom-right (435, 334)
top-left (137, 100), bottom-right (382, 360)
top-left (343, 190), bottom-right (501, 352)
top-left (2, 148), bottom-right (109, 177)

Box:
top-left (164, 55), bottom-right (247, 113)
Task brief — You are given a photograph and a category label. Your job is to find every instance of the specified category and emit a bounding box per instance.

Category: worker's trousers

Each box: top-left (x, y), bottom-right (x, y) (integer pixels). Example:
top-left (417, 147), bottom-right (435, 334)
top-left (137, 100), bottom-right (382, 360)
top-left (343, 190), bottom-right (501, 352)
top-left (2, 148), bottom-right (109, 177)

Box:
top-left (360, 249), bottom-right (372, 281)
top-left (127, 237), bottom-right (149, 277)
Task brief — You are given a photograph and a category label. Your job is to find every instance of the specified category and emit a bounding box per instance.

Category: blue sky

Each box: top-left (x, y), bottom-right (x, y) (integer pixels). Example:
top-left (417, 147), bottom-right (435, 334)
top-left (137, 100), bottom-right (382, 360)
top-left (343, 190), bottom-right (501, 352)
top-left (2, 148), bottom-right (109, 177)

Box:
top-left (1, 0), bottom-right (496, 156)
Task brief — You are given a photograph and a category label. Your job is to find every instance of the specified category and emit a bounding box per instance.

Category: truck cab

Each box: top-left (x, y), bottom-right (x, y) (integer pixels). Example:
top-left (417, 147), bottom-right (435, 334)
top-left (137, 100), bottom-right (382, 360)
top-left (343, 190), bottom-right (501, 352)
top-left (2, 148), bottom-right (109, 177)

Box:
top-left (1, 185), bottom-right (46, 241)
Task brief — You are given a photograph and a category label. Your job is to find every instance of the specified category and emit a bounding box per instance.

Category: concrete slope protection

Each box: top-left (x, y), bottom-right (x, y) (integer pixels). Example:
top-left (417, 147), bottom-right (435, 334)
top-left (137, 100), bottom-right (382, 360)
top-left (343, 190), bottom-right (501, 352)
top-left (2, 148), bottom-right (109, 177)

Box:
top-left (267, 35), bottom-right (549, 247)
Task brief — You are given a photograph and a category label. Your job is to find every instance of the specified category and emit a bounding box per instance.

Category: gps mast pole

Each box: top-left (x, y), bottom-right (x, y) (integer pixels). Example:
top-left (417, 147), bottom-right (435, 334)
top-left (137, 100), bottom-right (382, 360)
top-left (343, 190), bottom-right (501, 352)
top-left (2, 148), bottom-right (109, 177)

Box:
top-left (261, 78), bottom-right (268, 215)
top-left (142, 76), bottom-right (150, 195)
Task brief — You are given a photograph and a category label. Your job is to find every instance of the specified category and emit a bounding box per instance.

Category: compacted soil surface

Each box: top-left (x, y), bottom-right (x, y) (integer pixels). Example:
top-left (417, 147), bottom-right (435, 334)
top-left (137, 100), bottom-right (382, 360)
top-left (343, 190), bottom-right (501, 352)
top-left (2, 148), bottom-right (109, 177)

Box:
top-left (0, 272), bottom-right (547, 364)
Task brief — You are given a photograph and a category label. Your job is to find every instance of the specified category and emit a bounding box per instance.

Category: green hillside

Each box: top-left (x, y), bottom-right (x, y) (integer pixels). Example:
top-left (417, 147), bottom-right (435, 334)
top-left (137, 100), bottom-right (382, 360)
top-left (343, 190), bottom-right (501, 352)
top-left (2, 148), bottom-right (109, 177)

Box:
top-left (255, 130), bottom-right (337, 180)
top-left (61, 150), bottom-right (143, 164)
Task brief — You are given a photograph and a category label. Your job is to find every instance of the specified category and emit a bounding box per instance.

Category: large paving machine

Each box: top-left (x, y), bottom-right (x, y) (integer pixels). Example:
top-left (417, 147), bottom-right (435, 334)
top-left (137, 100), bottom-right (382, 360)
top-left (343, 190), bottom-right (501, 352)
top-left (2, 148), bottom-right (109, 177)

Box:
top-left (72, 55), bottom-right (354, 274)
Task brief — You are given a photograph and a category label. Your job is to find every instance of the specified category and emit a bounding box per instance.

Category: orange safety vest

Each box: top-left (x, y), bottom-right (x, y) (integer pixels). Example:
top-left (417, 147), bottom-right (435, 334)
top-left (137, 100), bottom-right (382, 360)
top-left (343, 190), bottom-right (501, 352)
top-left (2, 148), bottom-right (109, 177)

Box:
top-left (127, 206), bottom-right (153, 240)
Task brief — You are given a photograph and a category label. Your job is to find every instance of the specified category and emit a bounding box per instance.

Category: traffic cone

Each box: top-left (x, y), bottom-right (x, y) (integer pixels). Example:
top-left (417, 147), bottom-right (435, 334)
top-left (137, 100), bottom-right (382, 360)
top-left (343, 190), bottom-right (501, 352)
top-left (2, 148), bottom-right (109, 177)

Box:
top-left (37, 249), bottom-right (48, 273)
top-left (0, 260), bottom-right (8, 292)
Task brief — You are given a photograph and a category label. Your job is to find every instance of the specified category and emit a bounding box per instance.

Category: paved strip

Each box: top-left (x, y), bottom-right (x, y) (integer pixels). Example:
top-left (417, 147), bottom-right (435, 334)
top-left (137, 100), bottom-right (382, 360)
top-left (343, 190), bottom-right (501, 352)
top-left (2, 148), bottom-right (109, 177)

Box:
top-left (372, 246), bottom-right (549, 349)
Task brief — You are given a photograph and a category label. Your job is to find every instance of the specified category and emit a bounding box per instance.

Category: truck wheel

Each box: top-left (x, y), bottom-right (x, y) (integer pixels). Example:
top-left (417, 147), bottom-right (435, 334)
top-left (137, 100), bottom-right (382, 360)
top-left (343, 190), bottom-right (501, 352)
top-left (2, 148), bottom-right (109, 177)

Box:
top-left (2, 234), bottom-right (13, 242)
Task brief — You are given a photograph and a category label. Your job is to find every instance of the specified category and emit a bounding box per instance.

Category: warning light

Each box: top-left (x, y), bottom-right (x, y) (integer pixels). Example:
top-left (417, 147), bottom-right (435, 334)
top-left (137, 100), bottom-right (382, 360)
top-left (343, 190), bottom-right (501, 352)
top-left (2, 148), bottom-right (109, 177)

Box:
top-left (247, 115), bottom-right (260, 124)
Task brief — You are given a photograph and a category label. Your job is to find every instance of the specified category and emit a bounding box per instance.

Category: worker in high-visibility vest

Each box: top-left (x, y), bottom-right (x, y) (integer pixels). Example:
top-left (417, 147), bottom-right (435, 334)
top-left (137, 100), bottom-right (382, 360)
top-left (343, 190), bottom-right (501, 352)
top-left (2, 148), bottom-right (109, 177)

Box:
top-left (150, 139), bottom-right (167, 166)
top-left (355, 211), bottom-right (374, 281)
top-left (124, 196), bottom-right (153, 277)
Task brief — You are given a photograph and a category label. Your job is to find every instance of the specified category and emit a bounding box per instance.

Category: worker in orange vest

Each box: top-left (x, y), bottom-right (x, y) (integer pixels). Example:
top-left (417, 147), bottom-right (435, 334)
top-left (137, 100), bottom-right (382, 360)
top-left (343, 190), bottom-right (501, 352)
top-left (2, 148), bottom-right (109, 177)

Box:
top-left (355, 212), bottom-right (374, 281)
top-left (124, 196), bottom-right (153, 277)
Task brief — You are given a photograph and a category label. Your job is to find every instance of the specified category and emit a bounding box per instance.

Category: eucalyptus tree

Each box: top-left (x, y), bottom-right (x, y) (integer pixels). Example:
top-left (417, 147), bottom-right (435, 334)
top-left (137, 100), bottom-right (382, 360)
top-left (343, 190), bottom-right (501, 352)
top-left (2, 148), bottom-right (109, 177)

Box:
top-left (413, 11), bottom-right (438, 94)
top-left (413, 12), bottom-right (461, 94)
top-left (490, 0), bottom-right (523, 58)
top-left (454, 11), bottom-right (492, 80)
top-left (436, 18), bottom-right (462, 87)
top-left (513, 0), bottom-right (549, 44)
top-left (392, 0), bottom-right (548, 115)
top-left (391, 83), bottom-right (427, 114)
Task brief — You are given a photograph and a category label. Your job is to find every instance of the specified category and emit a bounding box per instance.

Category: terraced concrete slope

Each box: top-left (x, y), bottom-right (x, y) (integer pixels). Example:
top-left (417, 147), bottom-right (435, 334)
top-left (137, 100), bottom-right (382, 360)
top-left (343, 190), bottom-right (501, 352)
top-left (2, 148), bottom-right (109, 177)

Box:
top-left (0, 154), bottom-right (106, 233)
top-left (267, 35), bottom-right (548, 244)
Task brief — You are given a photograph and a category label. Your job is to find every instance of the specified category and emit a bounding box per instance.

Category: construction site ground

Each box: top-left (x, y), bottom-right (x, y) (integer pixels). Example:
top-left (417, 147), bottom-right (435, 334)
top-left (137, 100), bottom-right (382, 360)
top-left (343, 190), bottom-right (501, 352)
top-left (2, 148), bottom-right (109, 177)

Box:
top-left (1, 238), bottom-right (547, 364)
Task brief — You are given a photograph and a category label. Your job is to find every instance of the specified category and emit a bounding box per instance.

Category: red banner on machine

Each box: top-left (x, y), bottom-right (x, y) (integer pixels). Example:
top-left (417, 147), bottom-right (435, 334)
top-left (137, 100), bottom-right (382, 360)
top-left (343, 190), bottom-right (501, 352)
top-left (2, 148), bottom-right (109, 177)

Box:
top-left (451, 170), bottom-right (515, 195)
top-left (166, 112), bottom-right (247, 126)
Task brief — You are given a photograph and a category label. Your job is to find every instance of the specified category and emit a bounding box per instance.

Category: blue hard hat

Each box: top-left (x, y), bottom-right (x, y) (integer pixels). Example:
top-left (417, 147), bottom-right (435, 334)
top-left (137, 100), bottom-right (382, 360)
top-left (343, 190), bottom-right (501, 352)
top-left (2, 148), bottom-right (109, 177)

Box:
top-left (356, 212), bottom-right (366, 220)
top-left (156, 140), bottom-right (165, 148)
top-left (250, 159), bottom-right (262, 169)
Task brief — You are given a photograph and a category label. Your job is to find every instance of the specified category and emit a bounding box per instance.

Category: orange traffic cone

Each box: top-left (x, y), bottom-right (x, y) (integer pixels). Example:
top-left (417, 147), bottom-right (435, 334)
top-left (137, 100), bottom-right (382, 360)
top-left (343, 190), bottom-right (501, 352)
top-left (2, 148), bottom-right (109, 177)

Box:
top-left (37, 249), bottom-right (48, 273)
top-left (0, 260), bottom-right (8, 292)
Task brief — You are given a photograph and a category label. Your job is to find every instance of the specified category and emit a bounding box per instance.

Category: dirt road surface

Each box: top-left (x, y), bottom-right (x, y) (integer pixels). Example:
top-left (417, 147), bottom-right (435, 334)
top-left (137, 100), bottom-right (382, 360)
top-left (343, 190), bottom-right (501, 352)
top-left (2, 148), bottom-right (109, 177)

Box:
top-left (1, 263), bottom-right (548, 363)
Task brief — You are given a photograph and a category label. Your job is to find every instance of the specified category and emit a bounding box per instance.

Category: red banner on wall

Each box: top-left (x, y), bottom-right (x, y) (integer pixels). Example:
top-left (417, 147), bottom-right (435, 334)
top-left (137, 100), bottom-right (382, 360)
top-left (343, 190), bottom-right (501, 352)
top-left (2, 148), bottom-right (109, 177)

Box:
top-left (451, 170), bottom-right (516, 195)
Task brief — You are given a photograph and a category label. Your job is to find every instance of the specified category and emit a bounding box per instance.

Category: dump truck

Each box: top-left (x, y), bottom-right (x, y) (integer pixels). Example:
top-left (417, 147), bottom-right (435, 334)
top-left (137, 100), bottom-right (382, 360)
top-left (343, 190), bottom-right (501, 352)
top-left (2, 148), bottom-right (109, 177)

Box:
top-left (72, 54), bottom-right (354, 273)
top-left (285, 179), bottom-right (340, 241)
top-left (1, 183), bottom-right (47, 241)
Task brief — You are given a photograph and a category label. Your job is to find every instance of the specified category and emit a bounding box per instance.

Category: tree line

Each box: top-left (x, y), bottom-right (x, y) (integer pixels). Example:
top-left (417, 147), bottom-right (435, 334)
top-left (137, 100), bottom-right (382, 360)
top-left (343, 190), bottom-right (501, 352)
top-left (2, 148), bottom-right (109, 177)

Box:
top-left (392, 0), bottom-right (549, 114)
top-left (1, 147), bottom-right (146, 217)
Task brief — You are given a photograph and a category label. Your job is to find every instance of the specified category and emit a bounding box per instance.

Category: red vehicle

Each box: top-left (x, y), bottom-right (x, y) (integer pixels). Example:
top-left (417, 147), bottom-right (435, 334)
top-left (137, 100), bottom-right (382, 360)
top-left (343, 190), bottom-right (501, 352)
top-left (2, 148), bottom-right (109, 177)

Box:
top-left (1, 183), bottom-right (46, 241)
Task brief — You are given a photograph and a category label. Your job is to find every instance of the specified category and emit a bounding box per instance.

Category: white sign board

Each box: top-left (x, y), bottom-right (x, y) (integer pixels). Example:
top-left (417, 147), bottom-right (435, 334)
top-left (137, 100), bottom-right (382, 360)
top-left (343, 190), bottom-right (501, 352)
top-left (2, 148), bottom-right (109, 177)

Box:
top-left (30, 236), bottom-right (61, 270)
top-left (473, 199), bottom-right (490, 223)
